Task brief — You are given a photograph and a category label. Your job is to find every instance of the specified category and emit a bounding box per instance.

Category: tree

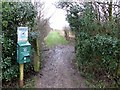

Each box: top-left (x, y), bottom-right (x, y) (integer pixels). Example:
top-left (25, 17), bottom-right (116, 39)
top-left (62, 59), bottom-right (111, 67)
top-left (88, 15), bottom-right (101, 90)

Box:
top-left (63, 26), bottom-right (70, 40)
top-left (31, 0), bottom-right (52, 72)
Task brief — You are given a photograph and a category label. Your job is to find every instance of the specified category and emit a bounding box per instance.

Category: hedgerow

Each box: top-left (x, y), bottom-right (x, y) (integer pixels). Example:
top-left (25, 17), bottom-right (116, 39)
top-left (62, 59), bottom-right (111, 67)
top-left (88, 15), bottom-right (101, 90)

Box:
top-left (76, 34), bottom-right (120, 87)
top-left (58, 1), bottom-right (120, 87)
top-left (2, 2), bottom-right (37, 82)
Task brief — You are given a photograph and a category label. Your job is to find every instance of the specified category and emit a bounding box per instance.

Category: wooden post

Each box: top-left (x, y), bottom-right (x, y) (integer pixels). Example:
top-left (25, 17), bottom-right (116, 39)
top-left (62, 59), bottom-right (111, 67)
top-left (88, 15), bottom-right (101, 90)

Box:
top-left (19, 64), bottom-right (24, 88)
top-left (34, 38), bottom-right (40, 72)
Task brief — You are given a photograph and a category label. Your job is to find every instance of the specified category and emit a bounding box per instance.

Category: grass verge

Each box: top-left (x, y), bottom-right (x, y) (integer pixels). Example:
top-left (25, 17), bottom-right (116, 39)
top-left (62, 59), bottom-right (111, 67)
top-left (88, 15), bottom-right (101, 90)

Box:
top-left (45, 31), bottom-right (68, 47)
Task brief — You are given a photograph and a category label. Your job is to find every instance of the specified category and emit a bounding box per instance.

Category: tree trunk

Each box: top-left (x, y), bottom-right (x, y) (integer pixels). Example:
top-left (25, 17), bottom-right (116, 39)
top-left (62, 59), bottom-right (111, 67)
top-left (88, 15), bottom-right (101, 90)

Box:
top-left (34, 38), bottom-right (40, 72)
top-left (108, 0), bottom-right (112, 21)
top-left (64, 30), bottom-right (69, 40)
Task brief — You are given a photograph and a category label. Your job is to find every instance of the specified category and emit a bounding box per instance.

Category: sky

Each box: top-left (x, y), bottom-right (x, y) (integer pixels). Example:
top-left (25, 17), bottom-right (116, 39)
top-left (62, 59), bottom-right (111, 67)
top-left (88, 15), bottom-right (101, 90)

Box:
top-left (32, 0), bottom-right (69, 30)
top-left (43, 0), bottom-right (69, 30)
top-left (32, 0), bottom-right (118, 30)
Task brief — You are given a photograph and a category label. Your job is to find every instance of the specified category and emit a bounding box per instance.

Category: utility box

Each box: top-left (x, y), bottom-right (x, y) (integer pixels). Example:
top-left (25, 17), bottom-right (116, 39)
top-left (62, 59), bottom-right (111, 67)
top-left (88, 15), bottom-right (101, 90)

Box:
top-left (17, 27), bottom-right (31, 64)
top-left (17, 41), bottom-right (31, 64)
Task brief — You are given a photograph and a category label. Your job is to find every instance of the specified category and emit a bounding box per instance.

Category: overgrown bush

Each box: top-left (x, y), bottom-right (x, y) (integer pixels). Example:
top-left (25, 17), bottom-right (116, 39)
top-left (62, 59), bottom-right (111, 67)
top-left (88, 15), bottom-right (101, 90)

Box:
top-left (77, 34), bottom-right (120, 87)
top-left (2, 2), bottom-right (37, 82)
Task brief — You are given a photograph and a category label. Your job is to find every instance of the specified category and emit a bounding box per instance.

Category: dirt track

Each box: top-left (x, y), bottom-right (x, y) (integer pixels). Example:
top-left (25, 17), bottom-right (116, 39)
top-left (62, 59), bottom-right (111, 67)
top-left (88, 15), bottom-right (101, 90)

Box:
top-left (36, 45), bottom-right (86, 88)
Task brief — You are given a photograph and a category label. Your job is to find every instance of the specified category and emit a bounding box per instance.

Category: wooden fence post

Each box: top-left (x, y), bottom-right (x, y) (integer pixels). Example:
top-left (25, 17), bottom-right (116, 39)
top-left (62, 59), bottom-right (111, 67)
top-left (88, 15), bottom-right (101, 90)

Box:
top-left (19, 64), bottom-right (24, 88)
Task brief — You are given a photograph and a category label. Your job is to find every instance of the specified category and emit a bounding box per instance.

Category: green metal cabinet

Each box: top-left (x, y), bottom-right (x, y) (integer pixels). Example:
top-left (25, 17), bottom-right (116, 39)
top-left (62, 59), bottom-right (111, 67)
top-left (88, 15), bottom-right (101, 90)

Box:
top-left (17, 41), bottom-right (31, 64)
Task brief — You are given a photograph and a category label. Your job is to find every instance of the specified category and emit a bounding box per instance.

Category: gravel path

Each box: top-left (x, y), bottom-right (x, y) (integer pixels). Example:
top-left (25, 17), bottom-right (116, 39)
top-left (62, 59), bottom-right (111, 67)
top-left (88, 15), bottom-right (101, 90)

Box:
top-left (36, 45), bottom-right (86, 88)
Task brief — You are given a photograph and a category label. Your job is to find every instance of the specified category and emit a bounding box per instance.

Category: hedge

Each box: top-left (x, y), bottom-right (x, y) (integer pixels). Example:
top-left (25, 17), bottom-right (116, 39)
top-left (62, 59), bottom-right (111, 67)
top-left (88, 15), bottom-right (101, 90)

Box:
top-left (76, 33), bottom-right (120, 87)
top-left (2, 2), bottom-right (37, 82)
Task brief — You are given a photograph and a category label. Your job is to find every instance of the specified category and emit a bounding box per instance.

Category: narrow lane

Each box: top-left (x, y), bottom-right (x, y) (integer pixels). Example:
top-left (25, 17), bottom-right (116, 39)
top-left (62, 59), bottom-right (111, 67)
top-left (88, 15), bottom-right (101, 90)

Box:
top-left (36, 45), bottom-right (86, 88)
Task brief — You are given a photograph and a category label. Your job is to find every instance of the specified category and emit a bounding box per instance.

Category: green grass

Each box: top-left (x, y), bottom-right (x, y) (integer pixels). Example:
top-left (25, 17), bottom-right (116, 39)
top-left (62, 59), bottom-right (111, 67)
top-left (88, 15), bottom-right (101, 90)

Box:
top-left (45, 31), bottom-right (68, 47)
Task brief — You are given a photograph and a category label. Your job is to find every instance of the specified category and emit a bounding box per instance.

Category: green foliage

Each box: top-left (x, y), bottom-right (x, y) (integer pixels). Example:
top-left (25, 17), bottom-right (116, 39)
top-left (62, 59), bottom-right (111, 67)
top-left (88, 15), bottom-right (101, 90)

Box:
top-left (77, 34), bottom-right (120, 87)
top-left (58, 1), bottom-right (120, 87)
top-left (2, 2), bottom-right (37, 82)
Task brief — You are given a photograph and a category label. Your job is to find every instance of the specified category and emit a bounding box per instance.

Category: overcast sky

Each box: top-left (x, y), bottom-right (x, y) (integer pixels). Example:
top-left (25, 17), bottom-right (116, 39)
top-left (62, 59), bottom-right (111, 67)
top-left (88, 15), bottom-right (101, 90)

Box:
top-left (32, 0), bottom-right (69, 30)
top-left (32, 0), bottom-right (119, 30)
top-left (44, 0), bottom-right (69, 30)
